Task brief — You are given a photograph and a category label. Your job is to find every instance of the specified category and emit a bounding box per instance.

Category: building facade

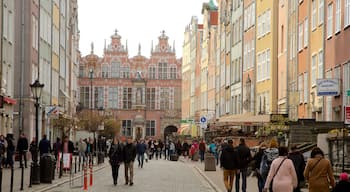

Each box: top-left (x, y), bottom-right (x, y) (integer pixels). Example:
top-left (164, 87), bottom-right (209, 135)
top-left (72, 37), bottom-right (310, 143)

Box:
top-left (79, 31), bottom-right (182, 140)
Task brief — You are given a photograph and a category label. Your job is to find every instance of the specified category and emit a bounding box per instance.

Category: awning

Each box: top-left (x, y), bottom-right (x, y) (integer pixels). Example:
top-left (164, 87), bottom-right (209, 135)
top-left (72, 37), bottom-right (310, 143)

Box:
top-left (3, 96), bottom-right (16, 105)
top-left (217, 114), bottom-right (270, 126)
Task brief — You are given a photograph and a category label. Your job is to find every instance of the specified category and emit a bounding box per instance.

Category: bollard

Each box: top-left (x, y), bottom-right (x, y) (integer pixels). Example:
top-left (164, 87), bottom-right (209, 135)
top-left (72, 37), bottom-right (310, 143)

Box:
top-left (75, 156), bottom-right (77, 174)
top-left (83, 162), bottom-right (88, 191)
top-left (89, 160), bottom-right (93, 186)
top-left (20, 166), bottom-right (24, 190)
top-left (29, 164), bottom-right (32, 187)
top-left (10, 166), bottom-right (14, 192)
top-left (78, 156), bottom-right (81, 172)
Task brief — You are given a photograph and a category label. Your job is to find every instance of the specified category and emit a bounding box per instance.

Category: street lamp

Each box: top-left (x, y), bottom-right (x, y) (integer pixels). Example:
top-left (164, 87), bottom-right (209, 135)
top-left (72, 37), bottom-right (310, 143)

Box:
top-left (89, 68), bottom-right (95, 162)
top-left (29, 79), bottom-right (44, 184)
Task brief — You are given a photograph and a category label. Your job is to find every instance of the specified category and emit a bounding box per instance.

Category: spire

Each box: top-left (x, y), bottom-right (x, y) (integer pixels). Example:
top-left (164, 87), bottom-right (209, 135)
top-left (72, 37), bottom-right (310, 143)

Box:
top-left (90, 42), bottom-right (94, 54)
top-left (151, 40), bottom-right (153, 53)
top-left (126, 40), bottom-right (128, 52)
top-left (104, 39), bottom-right (106, 51)
top-left (173, 40), bottom-right (175, 53)
top-left (138, 43), bottom-right (141, 55)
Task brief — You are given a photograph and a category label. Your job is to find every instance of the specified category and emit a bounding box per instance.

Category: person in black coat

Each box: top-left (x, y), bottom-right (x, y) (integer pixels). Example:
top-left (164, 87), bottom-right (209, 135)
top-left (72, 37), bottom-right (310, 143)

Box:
top-left (123, 138), bottom-right (136, 186)
top-left (333, 172), bottom-right (350, 192)
top-left (61, 135), bottom-right (74, 154)
top-left (39, 134), bottom-right (51, 156)
top-left (236, 138), bottom-right (252, 192)
top-left (136, 139), bottom-right (147, 168)
top-left (17, 133), bottom-right (29, 168)
top-left (288, 145), bottom-right (306, 192)
top-left (108, 136), bottom-right (124, 186)
top-left (220, 139), bottom-right (239, 192)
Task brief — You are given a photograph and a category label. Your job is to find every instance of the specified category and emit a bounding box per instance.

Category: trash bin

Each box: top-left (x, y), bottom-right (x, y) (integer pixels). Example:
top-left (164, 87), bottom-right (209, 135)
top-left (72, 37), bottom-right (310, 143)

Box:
top-left (204, 153), bottom-right (216, 171)
top-left (170, 154), bottom-right (179, 161)
top-left (40, 154), bottom-right (53, 183)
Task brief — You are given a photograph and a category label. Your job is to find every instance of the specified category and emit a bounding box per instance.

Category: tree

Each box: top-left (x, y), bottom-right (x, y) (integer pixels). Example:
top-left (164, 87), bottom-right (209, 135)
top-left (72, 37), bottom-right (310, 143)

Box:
top-left (100, 118), bottom-right (120, 138)
top-left (76, 109), bottom-right (103, 132)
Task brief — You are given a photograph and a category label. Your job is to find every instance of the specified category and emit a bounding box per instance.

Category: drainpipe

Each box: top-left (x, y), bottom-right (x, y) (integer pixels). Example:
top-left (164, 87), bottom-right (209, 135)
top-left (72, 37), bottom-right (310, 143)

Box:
top-left (19, 0), bottom-right (25, 135)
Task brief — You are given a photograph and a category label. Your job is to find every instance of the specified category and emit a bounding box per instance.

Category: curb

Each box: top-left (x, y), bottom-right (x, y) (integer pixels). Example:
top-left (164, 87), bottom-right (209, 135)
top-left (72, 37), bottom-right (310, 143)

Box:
top-left (179, 158), bottom-right (222, 192)
top-left (32, 163), bottom-right (108, 192)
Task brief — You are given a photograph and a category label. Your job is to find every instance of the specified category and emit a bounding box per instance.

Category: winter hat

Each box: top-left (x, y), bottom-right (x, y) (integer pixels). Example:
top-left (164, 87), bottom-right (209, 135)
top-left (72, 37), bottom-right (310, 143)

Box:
top-left (339, 172), bottom-right (349, 181)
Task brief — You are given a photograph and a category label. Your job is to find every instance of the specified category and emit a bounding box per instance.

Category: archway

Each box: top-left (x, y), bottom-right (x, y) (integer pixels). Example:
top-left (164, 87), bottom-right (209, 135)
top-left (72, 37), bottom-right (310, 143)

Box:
top-left (136, 127), bottom-right (142, 140)
top-left (164, 125), bottom-right (178, 142)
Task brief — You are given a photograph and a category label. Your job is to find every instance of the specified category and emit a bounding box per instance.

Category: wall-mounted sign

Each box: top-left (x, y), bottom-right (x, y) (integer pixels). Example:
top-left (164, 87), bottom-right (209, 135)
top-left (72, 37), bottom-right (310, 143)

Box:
top-left (316, 79), bottom-right (340, 96)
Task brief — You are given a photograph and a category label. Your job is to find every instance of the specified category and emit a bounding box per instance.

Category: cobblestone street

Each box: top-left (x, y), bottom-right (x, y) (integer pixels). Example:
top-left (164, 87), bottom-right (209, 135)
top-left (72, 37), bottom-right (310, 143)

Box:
top-left (46, 158), bottom-right (216, 192)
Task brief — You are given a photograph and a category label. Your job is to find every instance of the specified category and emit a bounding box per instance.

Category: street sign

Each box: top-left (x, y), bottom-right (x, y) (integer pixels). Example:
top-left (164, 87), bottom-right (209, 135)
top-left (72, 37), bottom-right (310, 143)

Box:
top-left (345, 106), bottom-right (350, 124)
top-left (200, 116), bottom-right (207, 124)
top-left (347, 90), bottom-right (350, 96)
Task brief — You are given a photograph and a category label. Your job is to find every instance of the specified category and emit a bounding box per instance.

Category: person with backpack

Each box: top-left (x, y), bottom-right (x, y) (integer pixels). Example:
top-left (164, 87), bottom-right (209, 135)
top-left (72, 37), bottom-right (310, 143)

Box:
top-left (263, 146), bottom-right (298, 192)
top-left (236, 138), bottom-right (252, 192)
top-left (260, 138), bottom-right (279, 187)
top-left (220, 139), bottom-right (239, 192)
top-left (288, 144), bottom-right (306, 192)
top-left (208, 140), bottom-right (218, 163)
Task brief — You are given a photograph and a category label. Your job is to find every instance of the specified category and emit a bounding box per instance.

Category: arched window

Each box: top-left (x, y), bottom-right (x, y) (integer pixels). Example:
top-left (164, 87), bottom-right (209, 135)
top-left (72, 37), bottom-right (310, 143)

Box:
top-left (111, 61), bottom-right (120, 78)
top-left (158, 62), bottom-right (168, 79)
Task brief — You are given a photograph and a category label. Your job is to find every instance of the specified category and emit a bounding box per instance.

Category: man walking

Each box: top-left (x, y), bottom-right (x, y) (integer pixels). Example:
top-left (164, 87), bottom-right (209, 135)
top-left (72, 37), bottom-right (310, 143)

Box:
top-left (236, 138), bottom-right (252, 192)
top-left (17, 133), bottom-right (29, 168)
top-left (136, 139), bottom-right (147, 168)
top-left (78, 138), bottom-right (87, 163)
top-left (124, 138), bottom-right (136, 186)
top-left (199, 139), bottom-right (206, 162)
top-left (220, 139), bottom-right (239, 192)
top-left (109, 136), bottom-right (124, 186)
top-left (39, 134), bottom-right (51, 156)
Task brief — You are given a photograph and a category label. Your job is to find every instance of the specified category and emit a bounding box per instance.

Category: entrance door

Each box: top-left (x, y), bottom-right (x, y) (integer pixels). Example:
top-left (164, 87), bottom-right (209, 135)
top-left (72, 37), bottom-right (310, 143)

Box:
top-left (136, 127), bottom-right (142, 140)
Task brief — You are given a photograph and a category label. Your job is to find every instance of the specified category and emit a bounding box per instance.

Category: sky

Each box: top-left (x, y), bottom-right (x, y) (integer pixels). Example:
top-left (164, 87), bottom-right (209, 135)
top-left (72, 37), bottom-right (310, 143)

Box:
top-left (78, 0), bottom-right (210, 58)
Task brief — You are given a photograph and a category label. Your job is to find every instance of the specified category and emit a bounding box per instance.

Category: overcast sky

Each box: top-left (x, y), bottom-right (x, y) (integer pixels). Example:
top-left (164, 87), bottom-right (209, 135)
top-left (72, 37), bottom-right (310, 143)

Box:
top-left (78, 0), bottom-right (209, 58)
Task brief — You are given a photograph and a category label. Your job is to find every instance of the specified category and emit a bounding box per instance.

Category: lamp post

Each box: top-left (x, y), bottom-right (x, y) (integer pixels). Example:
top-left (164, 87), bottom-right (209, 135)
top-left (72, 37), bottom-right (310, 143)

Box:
top-left (29, 79), bottom-right (44, 184)
top-left (89, 68), bottom-right (95, 160)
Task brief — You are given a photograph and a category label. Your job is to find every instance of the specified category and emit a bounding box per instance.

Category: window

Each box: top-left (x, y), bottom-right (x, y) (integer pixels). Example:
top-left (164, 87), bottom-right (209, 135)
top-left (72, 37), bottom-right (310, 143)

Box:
top-left (257, 10), bottom-right (271, 38)
top-left (122, 88), bottom-right (132, 109)
top-left (318, 50), bottom-right (324, 78)
top-left (298, 22), bottom-right (303, 51)
top-left (327, 3), bottom-right (333, 38)
top-left (312, 0), bottom-right (317, 30)
top-left (160, 88), bottom-right (169, 110)
top-left (298, 75), bottom-right (303, 103)
top-left (304, 72), bottom-right (308, 103)
top-left (311, 54), bottom-right (317, 86)
top-left (111, 61), bottom-right (120, 78)
top-left (170, 66), bottom-right (177, 79)
top-left (281, 25), bottom-right (284, 53)
top-left (335, 0), bottom-right (341, 33)
top-left (32, 15), bottom-right (39, 50)
top-left (101, 65), bottom-right (109, 78)
top-left (108, 87), bottom-right (118, 109)
top-left (148, 66), bottom-right (156, 79)
top-left (79, 66), bottom-right (85, 77)
top-left (146, 88), bottom-right (156, 110)
top-left (158, 62), bottom-right (168, 79)
top-left (94, 87), bottom-right (104, 109)
top-left (304, 18), bottom-right (308, 47)
top-left (146, 120), bottom-right (155, 136)
top-left (120, 66), bottom-right (130, 78)
top-left (122, 120), bottom-right (132, 137)
top-left (257, 49), bottom-right (270, 81)
top-left (319, 0), bottom-right (324, 24)
top-left (79, 87), bottom-right (90, 108)
top-left (346, 0), bottom-right (350, 27)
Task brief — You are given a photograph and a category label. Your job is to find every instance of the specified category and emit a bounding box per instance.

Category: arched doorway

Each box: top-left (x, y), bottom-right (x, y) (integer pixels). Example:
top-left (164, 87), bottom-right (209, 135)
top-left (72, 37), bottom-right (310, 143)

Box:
top-left (136, 127), bottom-right (142, 140)
top-left (164, 126), bottom-right (178, 142)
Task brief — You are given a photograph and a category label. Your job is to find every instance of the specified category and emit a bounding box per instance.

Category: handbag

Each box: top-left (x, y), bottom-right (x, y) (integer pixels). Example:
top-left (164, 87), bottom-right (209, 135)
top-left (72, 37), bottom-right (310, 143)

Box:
top-left (269, 158), bottom-right (287, 192)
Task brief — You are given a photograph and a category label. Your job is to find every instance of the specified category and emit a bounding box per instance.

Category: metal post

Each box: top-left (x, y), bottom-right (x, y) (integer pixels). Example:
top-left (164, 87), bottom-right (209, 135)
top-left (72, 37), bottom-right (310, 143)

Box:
top-left (75, 156), bottom-right (77, 174)
top-left (10, 166), bottom-right (14, 192)
top-left (31, 99), bottom-right (40, 184)
top-left (20, 166), bottom-right (24, 190)
top-left (343, 127), bottom-right (345, 172)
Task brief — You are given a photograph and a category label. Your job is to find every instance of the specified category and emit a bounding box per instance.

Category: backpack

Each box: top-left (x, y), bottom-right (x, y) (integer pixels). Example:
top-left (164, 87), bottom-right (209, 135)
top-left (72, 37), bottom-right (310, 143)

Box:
top-left (260, 149), bottom-right (278, 179)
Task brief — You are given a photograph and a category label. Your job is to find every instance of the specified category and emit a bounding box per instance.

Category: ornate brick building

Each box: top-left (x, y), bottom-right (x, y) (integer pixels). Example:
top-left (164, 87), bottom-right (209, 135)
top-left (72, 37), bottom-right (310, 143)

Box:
top-left (78, 30), bottom-right (182, 140)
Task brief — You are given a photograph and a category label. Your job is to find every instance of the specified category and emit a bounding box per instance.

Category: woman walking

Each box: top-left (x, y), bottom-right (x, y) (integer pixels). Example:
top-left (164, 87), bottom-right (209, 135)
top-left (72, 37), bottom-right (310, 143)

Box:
top-left (108, 136), bottom-right (124, 186)
top-left (263, 146), bottom-right (297, 192)
top-left (303, 147), bottom-right (335, 192)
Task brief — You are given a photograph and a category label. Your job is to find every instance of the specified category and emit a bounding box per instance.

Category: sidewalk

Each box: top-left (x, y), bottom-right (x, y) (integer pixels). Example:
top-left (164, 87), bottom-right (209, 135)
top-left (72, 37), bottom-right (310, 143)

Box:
top-left (1, 156), bottom-right (108, 192)
top-left (180, 156), bottom-right (308, 192)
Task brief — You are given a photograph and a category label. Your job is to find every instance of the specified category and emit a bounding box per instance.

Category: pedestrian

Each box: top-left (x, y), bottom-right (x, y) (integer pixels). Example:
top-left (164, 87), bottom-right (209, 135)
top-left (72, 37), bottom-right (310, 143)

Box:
top-left (38, 134), bottom-right (51, 156)
top-left (108, 136), bottom-right (124, 186)
top-left (199, 139), bottom-right (206, 162)
top-left (333, 172), bottom-right (350, 192)
top-left (175, 140), bottom-right (182, 156)
top-left (154, 140), bottom-right (159, 160)
top-left (288, 144), bottom-right (306, 192)
top-left (182, 140), bottom-right (190, 158)
top-left (124, 138), bottom-right (136, 186)
top-left (236, 138), bottom-right (252, 192)
top-left (53, 137), bottom-right (62, 160)
top-left (253, 143), bottom-right (267, 192)
top-left (29, 137), bottom-right (37, 161)
top-left (0, 135), bottom-right (7, 167)
top-left (5, 134), bottom-right (15, 168)
top-left (208, 140), bottom-right (218, 163)
top-left (263, 146), bottom-right (298, 192)
top-left (220, 139), bottom-right (239, 192)
top-left (17, 133), bottom-right (29, 168)
top-left (303, 147), bottom-right (335, 192)
top-left (169, 140), bottom-right (175, 158)
top-left (260, 138), bottom-right (279, 186)
top-left (61, 135), bottom-right (74, 154)
top-left (148, 140), bottom-right (155, 160)
top-left (158, 139), bottom-right (164, 159)
top-left (136, 139), bottom-right (147, 168)
top-left (78, 138), bottom-right (87, 163)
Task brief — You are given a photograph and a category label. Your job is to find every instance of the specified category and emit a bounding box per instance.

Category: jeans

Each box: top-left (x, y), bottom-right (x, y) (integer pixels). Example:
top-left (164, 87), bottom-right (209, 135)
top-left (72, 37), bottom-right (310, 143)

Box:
top-left (19, 151), bottom-right (27, 167)
top-left (199, 150), bottom-right (205, 162)
top-left (257, 174), bottom-right (265, 192)
top-left (236, 168), bottom-right (247, 192)
top-left (111, 164), bottom-right (120, 184)
top-left (6, 150), bottom-right (14, 167)
top-left (137, 153), bottom-right (144, 167)
top-left (124, 161), bottom-right (134, 184)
